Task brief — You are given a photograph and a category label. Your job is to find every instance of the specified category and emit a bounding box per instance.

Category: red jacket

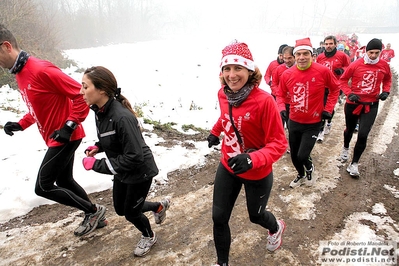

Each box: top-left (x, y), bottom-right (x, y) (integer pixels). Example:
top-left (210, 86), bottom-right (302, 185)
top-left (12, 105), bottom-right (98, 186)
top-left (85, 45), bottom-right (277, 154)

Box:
top-left (211, 86), bottom-right (287, 180)
top-left (16, 57), bottom-right (89, 147)
top-left (264, 60), bottom-right (281, 88)
top-left (316, 51), bottom-right (351, 79)
top-left (272, 63), bottom-right (292, 104)
top-left (380, 49), bottom-right (395, 62)
top-left (348, 44), bottom-right (359, 61)
top-left (340, 57), bottom-right (392, 103)
top-left (276, 63), bottom-right (340, 124)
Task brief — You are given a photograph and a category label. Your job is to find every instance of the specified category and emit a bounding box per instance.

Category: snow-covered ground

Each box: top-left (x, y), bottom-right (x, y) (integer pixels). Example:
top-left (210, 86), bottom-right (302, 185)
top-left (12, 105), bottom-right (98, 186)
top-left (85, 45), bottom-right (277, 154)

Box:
top-left (1, 32), bottom-right (399, 264)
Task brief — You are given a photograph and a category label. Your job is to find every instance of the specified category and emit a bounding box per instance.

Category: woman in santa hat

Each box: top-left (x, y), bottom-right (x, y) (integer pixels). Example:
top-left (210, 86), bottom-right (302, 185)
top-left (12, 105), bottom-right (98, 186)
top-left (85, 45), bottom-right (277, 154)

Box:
top-left (207, 40), bottom-right (288, 266)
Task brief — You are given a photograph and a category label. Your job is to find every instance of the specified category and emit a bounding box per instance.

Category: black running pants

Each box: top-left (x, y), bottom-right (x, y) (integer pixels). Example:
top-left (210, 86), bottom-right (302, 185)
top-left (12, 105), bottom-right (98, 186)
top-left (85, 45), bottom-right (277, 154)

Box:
top-left (113, 178), bottom-right (158, 237)
top-left (35, 139), bottom-right (94, 213)
top-left (343, 102), bottom-right (379, 163)
top-left (212, 163), bottom-right (277, 264)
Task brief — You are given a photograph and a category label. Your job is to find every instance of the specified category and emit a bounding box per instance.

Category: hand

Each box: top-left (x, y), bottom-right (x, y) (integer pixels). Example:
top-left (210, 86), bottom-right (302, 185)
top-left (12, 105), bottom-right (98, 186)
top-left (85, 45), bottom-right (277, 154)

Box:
top-left (49, 123), bottom-right (75, 143)
top-left (333, 68), bottom-right (344, 75)
top-left (84, 145), bottom-right (99, 156)
top-left (227, 154), bottom-right (253, 175)
top-left (379, 92), bottom-right (389, 101)
top-left (207, 134), bottom-right (220, 148)
top-left (82, 157), bottom-right (96, 170)
top-left (268, 81), bottom-right (272, 86)
top-left (4, 122), bottom-right (22, 136)
top-left (322, 111), bottom-right (332, 120)
top-left (280, 110), bottom-right (288, 121)
top-left (348, 93), bottom-right (360, 103)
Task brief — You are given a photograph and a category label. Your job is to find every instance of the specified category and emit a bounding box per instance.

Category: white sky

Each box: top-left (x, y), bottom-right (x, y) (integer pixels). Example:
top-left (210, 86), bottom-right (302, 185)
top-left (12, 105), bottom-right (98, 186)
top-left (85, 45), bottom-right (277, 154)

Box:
top-left (0, 32), bottom-right (399, 264)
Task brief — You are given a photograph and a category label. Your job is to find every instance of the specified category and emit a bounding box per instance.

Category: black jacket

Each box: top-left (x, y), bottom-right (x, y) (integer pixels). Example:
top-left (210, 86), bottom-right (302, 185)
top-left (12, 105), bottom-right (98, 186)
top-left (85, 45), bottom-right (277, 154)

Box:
top-left (91, 98), bottom-right (159, 184)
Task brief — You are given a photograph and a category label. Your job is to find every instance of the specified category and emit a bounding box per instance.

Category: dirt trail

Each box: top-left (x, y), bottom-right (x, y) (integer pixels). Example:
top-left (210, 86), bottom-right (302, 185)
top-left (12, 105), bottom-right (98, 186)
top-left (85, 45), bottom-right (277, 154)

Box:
top-left (0, 69), bottom-right (398, 266)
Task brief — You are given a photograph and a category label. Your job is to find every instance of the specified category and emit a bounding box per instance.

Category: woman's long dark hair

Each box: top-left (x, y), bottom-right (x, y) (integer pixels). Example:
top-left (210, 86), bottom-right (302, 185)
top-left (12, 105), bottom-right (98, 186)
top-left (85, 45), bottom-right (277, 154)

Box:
top-left (84, 66), bottom-right (136, 116)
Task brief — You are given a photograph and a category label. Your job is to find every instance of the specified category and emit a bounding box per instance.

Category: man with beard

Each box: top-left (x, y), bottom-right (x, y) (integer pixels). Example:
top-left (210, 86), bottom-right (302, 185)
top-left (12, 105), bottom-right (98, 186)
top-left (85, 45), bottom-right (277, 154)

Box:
top-left (316, 35), bottom-right (350, 142)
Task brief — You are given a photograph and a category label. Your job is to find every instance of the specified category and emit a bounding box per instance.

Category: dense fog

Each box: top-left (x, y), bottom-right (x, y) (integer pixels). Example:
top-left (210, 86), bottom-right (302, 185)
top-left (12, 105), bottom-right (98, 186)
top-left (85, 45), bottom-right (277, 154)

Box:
top-left (32, 0), bottom-right (399, 49)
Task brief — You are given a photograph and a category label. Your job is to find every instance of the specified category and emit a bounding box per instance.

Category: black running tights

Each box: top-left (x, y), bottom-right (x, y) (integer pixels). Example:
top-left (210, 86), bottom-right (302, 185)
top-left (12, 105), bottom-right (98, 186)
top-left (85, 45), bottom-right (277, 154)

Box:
top-left (35, 140), bottom-right (94, 213)
top-left (113, 178), bottom-right (158, 237)
top-left (343, 103), bottom-right (379, 163)
top-left (212, 163), bottom-right (277, 265)
top-left (288, 119), bottom-right (321, 176)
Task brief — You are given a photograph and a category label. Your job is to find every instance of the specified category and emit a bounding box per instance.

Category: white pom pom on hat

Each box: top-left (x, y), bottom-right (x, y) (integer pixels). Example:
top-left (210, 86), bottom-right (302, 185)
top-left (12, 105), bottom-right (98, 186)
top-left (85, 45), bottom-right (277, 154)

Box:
top-left (220, 40), bottom-right (255, 71)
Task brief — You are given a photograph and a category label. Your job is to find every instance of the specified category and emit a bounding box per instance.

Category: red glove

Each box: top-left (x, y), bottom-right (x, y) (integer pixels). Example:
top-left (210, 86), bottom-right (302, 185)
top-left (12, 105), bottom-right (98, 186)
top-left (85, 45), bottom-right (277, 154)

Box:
top-left (82, 157), bottom-right (96, 170)
top-left (84, 145), bottom-right (99, 156)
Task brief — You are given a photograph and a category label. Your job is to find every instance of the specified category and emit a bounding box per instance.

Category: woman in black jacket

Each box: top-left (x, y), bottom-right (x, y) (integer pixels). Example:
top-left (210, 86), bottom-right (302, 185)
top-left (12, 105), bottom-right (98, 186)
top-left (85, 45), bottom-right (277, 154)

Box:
top-left (80, 66), bottom-right (170, 257)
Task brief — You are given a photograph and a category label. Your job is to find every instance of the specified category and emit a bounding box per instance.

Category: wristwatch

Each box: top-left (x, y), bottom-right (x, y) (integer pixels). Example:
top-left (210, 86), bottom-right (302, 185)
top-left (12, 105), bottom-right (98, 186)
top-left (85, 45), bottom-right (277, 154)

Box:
top-left (66, 120), bottom-right (78, 130)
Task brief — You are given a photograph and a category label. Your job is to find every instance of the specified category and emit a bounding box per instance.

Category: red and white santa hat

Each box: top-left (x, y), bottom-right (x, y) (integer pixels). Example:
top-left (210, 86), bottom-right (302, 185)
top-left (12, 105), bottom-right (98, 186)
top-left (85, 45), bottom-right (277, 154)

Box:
top-left (220, 40), bottom-right (255, 71)
top-left (293, 37), bottom-right (313, 55)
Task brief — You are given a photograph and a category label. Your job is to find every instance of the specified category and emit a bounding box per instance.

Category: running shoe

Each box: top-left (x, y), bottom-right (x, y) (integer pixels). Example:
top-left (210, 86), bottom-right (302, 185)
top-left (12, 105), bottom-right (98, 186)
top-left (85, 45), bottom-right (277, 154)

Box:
top-left (317, 131), bottom-right (324, 143)
top-left (340, 147), bottom-right (350, 162)
top-left (289, 175), bottom-right (305, 188)
top-left (354, 123), bottom-right (359, 132)
top-left (134, 232), bottom-right (157, 257)
top-left (267, 220), bottom-right (286, 252)
top-left (74, 204), bottom-right (106, 236)
top-left (153, 198), bottom-right (170, 224)
top-left (324, 123), bottom-right (332, 135)
top-left (347, 162), bottom-right (360, 177)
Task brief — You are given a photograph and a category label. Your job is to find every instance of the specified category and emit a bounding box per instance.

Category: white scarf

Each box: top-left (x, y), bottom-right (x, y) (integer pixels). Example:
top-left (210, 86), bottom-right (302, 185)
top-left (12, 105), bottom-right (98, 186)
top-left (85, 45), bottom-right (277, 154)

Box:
top-left (363, 53), bottom-right (380, 65)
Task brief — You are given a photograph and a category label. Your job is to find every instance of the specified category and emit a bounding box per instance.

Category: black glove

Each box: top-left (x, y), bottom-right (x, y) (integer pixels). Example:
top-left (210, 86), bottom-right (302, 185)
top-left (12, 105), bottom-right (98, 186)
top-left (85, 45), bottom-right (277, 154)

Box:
top-left (322, 111), bottom-right (332, 120)
top-left (227, 154), bottom-right (253, 175)
top-left (379, 92), bottom-right (389, 101)
top-left (50, 123), bottom-right (75, 143)
top-left (280, 110), bottom-right (288, 121)
top-left (333, 68), bottom-right (344, 75)
top-left (207, 134), bottom-right (220, 148)
top-left (348, 93), bottom-right (360, 103)
top-left (4, 122), bottom-right (23, 136)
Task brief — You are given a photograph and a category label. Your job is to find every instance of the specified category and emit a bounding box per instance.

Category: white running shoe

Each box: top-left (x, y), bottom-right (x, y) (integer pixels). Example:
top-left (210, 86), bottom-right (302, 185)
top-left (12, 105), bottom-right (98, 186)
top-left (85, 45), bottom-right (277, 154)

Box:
top-left (134, 232), bottom-right (157, 257)
top-left (347, 162), bottom-right (360, 177)
top-left (324, 123), bottom-right (332, 135)
top-left (289, 175), bottom-right (305, 188)
top-left (317, 131), bottom-right (324, 143)
top-left (340, 147), bottom-right (350, 162)
top-left (267, 220), bottom-right (286, 252)
top-left (153, 198), bottom-right (170, 224)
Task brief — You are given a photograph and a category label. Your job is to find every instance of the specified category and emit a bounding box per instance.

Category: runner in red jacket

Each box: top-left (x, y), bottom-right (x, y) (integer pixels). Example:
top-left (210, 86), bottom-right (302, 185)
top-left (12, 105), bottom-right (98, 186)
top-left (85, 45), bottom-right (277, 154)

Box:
top-left (264, 44), bottom-right (287, 97)
top-left (0, 24), bottom-right (106, 236)
top-left (315, 35), bottom-right (351, 142)
top-left (339, 38), bottom-right (392, 178)
top-left (380, 43), bottom-right (395, 63)
top-left (272, 46), bottom-right (295, 134)
top-left (207, 41), bottom-right (287, 265)
top-left (276, 37), bottom-right (340, 188)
